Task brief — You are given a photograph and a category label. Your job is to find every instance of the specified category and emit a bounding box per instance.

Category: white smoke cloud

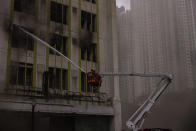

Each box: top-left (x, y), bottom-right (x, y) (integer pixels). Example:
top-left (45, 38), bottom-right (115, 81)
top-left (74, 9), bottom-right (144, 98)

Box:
top-left (116, 0), bottom-right (130, 10)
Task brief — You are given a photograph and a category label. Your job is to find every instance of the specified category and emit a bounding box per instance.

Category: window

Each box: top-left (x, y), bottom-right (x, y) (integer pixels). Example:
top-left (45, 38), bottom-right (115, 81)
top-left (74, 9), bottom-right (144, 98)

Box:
top-left (92, 14), bottom-right (97, 32)
top-left (85, 0), bottom-right (96, 4)
top-left (81, 11), bottom-right (97, 32)
top-left (50, 34), bottom-right (67, 56)
top-left (14, 0), bottom-right (35, 15)
top-left (92, 0), bottom-right (96, 4)
top-left (87, 44), bottom-right (97, 62)
top-left (81, 48), bottom-right (86, 60)
top-left (50, 1), bottom-right (68, 24)
top-left (87, 47), bottom-right (91, 61)
top-left (9, 62), bottom-right (33, 86)
top-left (11, 25), bottom-right (34, 51)
top-left (81, 44), bottom-right (96, 62)
top-left (49, 68), bottom-right (68, 90)
top-left (81, 72), bottom-right (86, 92)
top-left (92, 44), bottom-right (97, 62)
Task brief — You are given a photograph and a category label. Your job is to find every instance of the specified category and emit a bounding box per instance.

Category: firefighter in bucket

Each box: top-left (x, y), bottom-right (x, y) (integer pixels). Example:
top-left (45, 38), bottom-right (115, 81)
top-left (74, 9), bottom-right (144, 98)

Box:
top-left (87, 69), bottom-right (102, 92)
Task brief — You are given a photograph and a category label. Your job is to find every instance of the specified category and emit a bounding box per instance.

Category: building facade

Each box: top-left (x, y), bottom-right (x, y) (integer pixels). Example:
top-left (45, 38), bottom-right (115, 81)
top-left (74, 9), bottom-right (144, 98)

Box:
top-left (0, 0), bottom-right (122, 131)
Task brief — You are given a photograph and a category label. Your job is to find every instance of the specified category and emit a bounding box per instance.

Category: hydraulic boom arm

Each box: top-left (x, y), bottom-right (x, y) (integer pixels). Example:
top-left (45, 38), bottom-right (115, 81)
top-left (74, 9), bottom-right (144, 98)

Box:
top-left (100, 72), bottom-right (172, 131)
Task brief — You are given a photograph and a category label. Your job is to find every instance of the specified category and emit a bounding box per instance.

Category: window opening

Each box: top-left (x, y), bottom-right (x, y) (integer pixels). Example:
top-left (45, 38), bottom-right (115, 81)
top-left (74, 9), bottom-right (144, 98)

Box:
top-left (81, 11), bottom-right (97, 32)
top-left (11, 25), bottom-right (34, 51)
top-left (49, 68), bottom-right (68, 90)
top-left (9, 62), bottom-right (33, 86)
top-left (14, 0), bottom-right (36, 15)
top-left (50, 1), bottom-right (68, 24)
top-left (49, 34), bottom-right (67, 56)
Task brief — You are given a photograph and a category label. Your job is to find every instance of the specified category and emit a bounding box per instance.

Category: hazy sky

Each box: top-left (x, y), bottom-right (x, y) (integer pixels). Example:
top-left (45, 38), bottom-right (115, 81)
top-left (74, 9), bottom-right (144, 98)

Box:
top-left (116, 0), bottom-right (130, 10)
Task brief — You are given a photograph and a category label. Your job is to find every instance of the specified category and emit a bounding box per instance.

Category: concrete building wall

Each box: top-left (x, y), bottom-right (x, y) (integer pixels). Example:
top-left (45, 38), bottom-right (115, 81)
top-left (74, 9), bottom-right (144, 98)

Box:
top-left (0, 0), bottom-right (122, 130)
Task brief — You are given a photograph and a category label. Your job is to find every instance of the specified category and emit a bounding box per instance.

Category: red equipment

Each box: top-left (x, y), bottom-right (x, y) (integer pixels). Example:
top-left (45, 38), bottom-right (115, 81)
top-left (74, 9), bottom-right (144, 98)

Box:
top-left (87, 70), bottom-right (102, 87)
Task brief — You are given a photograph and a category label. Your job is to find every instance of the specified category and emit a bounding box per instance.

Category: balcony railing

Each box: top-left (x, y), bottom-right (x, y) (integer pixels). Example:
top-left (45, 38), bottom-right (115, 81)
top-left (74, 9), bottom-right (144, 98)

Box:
top-left (4, 87), bottom-right (112, 105)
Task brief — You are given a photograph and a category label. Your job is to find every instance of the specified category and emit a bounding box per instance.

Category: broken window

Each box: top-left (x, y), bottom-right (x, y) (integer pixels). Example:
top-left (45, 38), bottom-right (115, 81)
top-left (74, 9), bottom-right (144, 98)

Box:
top-left (49, 34), bottom-right (67, 56)
top-left (11, 25), bottom-right (34, 51)
top-left (50, 1), bottom-right (68, 24)
top-left (81, 11), bottom-right (97, 32)
top-left (9, 62), bottom-right (33, 86)
top-left (14, 0), bottom-right (35, 15)
top-left (49, 68), bottom-right (68, 90)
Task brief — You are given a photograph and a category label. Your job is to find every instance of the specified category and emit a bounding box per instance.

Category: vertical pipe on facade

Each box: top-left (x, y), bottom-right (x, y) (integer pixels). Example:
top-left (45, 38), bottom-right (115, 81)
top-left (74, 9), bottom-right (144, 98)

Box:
top-left (24, 37), bottom-right (28, 88)
top-left (33, 0), bottom-right (39, 88)
top-left (46, 0), bottom-right (51, 71)
top-left (78, 0), bottom-right (82, 95)
top-left (96, 0), bottom-right (101, 102)
top-left (68, 0), bottom-right (72, 96)
top-left (85, 51), bottom-right (88, 94)
top-left (96, 0), bottom-right (100, 72)
top-left (6, 0), bottom-right (14, 88)
top-left (60, 0), bottom-right (64, 91)
top-left (54, 0), bottom-right (57, 89)
top-left (90, 3), bottom-right (93, 94)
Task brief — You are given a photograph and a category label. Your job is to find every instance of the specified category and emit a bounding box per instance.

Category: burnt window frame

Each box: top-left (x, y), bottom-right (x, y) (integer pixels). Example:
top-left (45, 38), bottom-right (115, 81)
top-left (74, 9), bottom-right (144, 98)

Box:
top-left (92, 44), bottom-right (97, 62)
top-left (11, 25), bottom-right (34, 51)
top-left (92, 0), bottom-right (96, 4)
top-left (86, 44), bottom-right (97, 62)
top-left (49, 33), bottom-right (68, 56)
top-left (50, 1), bottom-right (68, 25)
top-left (81, 48), bottom-right (86, 60)
top-left (85, 0), bottom-right (96, 4)
top-left (14, 0), bottom-right (36, 15)
top-left (81, 10), bottom-right (97, 32)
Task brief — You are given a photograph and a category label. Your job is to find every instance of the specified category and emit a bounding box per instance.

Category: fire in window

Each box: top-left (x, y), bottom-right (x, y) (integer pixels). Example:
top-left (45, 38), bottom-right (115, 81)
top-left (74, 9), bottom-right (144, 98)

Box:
top-left (50, 1), bottom-right (68, 24)
top-left (14, 0), bottom-right (36, 15)
top-left (9, 62), bottom-right (33, 86)
top-left (49, 34), bottom-right (68, 56)
top-left (11, 25), bottom-right (34, 51)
